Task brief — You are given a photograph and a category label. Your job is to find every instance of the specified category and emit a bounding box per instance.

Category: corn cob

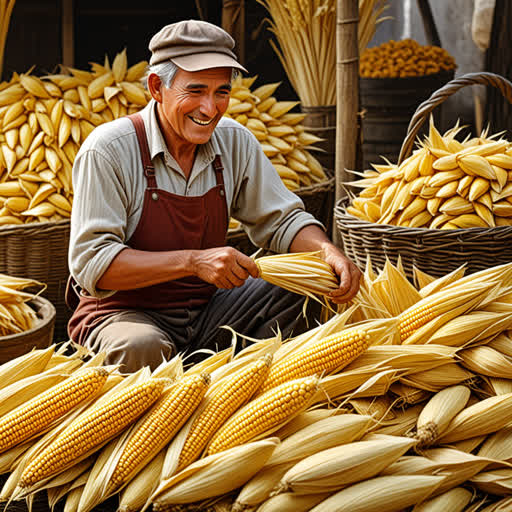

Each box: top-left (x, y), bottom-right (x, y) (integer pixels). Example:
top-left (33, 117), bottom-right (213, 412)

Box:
top-left (177, 355), bottom-right (271, 471)
top-left (259, 327), bottom-right (370, 393)
top-left (206, 376), bottom-right (319, 455)
top-left (107, 373), bottom-right (210, 492)
top-left (18, 377), bottom-right (166, 488)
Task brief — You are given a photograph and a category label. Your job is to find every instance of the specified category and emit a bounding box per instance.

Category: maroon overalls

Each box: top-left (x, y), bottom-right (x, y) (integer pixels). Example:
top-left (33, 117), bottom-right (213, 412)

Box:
top-left (68, 113), bottom-right (229, 344)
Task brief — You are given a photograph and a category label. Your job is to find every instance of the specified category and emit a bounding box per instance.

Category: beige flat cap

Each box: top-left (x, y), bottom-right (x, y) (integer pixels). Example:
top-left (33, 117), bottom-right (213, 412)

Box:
top-left (149, 19), bottom-right (247, 72)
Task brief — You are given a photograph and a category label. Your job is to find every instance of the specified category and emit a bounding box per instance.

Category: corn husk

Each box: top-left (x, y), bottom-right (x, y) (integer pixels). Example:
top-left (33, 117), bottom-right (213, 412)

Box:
top-left (150, 438), bottom-right (279, 508)
top-left (254, 492), bottom-right (330, 512)
top-left (411, 487), bottom-right (472, 512)
top-left (438, 392), bottom-right (512, 443)
top-left (275, 435), bottom-right (416, 494)
top-left (413, 385), bottom-right (471, 447)
top-left (308, 475), bottom-right (444, 512)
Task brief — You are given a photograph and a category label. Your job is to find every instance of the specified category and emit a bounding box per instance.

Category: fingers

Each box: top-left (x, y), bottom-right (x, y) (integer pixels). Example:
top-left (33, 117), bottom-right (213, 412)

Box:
top-left (328, 262), bottom-right (362, 304)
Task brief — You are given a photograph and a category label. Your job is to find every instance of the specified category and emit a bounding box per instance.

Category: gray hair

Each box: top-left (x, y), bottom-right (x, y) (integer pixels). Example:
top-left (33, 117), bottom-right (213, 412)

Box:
top-left (143, 61), bottom-right (240, 90)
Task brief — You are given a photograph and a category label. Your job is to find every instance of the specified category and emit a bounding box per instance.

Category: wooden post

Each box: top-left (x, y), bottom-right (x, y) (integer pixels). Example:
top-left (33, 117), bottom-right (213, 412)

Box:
top-left (334, 0), bottom-right (359, 244)
top-left (222, 0), bottom-right (245, 66)
top-left (61, 0), bottom-right (74, 68)
top-left (416, 0), bottom-right (441, 47)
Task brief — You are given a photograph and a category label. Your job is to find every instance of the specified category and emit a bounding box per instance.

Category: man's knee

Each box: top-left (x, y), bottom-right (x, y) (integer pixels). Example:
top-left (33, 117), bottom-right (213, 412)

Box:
top-left (96, 321), bottom-right (175, 373)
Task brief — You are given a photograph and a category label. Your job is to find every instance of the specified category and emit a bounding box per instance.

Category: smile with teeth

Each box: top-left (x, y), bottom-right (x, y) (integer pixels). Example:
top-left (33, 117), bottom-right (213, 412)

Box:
top-left (190, 116), bottom-right (214, 126)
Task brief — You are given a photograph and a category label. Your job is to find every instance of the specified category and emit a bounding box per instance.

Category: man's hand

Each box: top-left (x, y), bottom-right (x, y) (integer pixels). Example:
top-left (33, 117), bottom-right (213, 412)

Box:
top-left (190, 246), bottom-right (260, 289)
top-left (321, 243), bottom-right (362, 304)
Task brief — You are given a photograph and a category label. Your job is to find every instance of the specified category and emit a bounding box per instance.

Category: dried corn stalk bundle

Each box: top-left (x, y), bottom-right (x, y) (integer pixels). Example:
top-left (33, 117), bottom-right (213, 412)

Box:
top-left (0, 51), bottom-right (150, 226)
top-left (224, 74), bottom-right (327, 192)
top-left (256, 0), bottom-right (388, 106)
top-left (344, 117), bottom-right (512, 229)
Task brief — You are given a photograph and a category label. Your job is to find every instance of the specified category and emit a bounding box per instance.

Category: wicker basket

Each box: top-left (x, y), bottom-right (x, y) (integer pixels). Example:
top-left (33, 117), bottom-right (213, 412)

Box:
top-left (335, 72), bottom-right (512, 279)
top-left (0, 220), bottom-right (70, 343)
top-left (227, 174), bottom-right (335, 254)
top-left (0, 295), bottom-right (56, 365)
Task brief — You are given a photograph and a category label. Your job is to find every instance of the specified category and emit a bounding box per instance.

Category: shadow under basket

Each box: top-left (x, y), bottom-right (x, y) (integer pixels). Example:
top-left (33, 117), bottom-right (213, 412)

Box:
top-left (0, 295), bottom-right (56, 365)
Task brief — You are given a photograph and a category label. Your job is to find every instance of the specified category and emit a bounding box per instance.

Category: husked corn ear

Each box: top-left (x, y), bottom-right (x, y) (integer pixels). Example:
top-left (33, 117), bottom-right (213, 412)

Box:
top-left (0, 368), bottom-right (108, 454)
top-left (177, 355), bottom-right (271, 471)
top-left (18, 377), bottom-right (167, 488)
top-left (259, 328), bottom-right (370, 393)
top-left (108, 373), bottom-right (210, 493)
top-left (206, 376), bottom-right (319, 455)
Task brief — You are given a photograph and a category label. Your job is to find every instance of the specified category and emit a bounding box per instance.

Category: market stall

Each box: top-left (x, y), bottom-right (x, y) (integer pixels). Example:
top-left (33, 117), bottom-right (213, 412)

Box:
top-left (1, 1), bottom-right (512, 511)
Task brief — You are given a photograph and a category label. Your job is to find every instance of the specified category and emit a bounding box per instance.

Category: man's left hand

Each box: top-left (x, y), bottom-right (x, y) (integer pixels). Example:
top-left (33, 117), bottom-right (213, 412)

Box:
top-left (321, 244), bottom-right (362, 304)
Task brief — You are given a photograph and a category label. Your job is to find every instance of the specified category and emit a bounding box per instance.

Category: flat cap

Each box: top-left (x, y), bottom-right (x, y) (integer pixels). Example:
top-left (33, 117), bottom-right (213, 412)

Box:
top-left (149, 19), bottom-right (247, 72)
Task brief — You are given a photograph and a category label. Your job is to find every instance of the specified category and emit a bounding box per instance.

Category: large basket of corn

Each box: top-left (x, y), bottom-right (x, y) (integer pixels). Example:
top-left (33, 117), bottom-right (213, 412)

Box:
top-left (335, 72), bottom-right (512, 279)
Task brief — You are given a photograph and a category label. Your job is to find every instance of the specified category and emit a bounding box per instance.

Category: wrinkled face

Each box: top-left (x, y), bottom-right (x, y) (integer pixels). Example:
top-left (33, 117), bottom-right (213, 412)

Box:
top-left (154, 67), bottom-right (232, 146)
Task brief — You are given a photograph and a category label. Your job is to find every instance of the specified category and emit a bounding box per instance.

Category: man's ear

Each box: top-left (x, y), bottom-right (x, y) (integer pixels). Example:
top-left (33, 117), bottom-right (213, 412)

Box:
top-left (147, 73), bottom-right (163, 103)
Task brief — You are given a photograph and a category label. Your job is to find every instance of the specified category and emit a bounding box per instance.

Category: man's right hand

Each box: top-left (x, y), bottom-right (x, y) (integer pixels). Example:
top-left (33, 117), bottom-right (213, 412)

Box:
top-left (190, 247), bottom-right (260, 289)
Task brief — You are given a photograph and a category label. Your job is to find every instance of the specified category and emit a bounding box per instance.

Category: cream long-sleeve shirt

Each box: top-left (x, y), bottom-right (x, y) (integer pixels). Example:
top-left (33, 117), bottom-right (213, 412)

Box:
top-left (69, 99), bottom-right (323, 298)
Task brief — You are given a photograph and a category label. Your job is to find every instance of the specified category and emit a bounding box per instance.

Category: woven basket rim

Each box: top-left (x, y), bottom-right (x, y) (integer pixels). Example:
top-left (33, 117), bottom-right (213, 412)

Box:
top-left (0, 218), bottom-right (70, 235)
top-left (335, 197), bottom-right (512, 237)
top-left (0, 295), bottom-right (56, 342)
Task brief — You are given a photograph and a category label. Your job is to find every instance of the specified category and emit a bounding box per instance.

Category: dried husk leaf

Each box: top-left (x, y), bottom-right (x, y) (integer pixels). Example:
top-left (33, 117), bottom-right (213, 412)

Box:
top-left (400, 363), bottom-right (474, 392)
top-left (151, 438), bottom-right (279, 507)
top-left (118, 451), bottom-right (165, 512)
top-left (438, 392), bottom-right (512, 443)
top-left (275, 435), bottom-right (416, 494)
top-left (412, 486), bottom-right (472, 512)
top-left (308, 475), bottom-right (444, 512)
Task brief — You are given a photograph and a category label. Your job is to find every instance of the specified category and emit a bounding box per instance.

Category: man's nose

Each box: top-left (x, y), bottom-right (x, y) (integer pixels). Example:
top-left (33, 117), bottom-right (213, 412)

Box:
top-left (199, 95), bottom-right (217, 117)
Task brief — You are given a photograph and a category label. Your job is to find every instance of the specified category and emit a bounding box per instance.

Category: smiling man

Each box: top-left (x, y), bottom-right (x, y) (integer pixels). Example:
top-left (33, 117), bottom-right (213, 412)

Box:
top-left (67, 19), bottom-right (361, 372)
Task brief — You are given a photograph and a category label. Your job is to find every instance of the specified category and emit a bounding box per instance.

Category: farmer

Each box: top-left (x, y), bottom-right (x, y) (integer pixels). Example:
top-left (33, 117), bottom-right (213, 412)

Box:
top-left (66, 19), bottom-right (361, 372)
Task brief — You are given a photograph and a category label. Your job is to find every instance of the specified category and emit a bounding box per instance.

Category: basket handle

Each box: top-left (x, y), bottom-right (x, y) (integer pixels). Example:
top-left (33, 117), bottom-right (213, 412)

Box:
top-left (398, 72), bottom-right (512, 164)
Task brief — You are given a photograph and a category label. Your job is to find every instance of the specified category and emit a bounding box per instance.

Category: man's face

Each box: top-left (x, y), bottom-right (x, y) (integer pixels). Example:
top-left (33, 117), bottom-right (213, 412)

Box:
top-left (156, 67), bottom-right (232, 145)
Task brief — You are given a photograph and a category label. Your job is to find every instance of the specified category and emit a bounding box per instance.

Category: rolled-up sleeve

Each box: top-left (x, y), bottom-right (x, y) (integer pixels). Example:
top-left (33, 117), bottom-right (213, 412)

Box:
top-left (230, 131), bottom-right (324, 253)
top-left (69, 147), bottom-right (131, 298)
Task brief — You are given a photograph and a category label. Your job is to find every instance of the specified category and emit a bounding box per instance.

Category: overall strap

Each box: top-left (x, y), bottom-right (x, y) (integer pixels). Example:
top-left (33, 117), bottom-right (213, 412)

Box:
top-left (212, 155), bottom-right (225, 187)
top-left (127, 113), bottom-right (157, 189)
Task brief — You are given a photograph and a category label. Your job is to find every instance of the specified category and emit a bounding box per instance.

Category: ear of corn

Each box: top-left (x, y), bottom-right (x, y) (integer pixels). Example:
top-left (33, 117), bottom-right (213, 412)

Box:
top-left (308, 475), bottom-right (444, 512)
top-left (151, 438), bottom-right (279, 509)
top-left (106, 373), bottom-right (210, 494)
top-left (275, 435), bottom-right (416, 495)
top-left (177, 355), bottom-right (271, 472)
top-left (437, 392), bottom-right (512, 444)
top-left (258, 326), bottom-right (371, 393)
top-left (18, 377), bottom-right (167, 489)
top-left (413, 385), bottom-right (471, 447)
top-left (206, 376), bottom-right (319, 456)
top-left (0, 367), bottom-right (109, 455)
